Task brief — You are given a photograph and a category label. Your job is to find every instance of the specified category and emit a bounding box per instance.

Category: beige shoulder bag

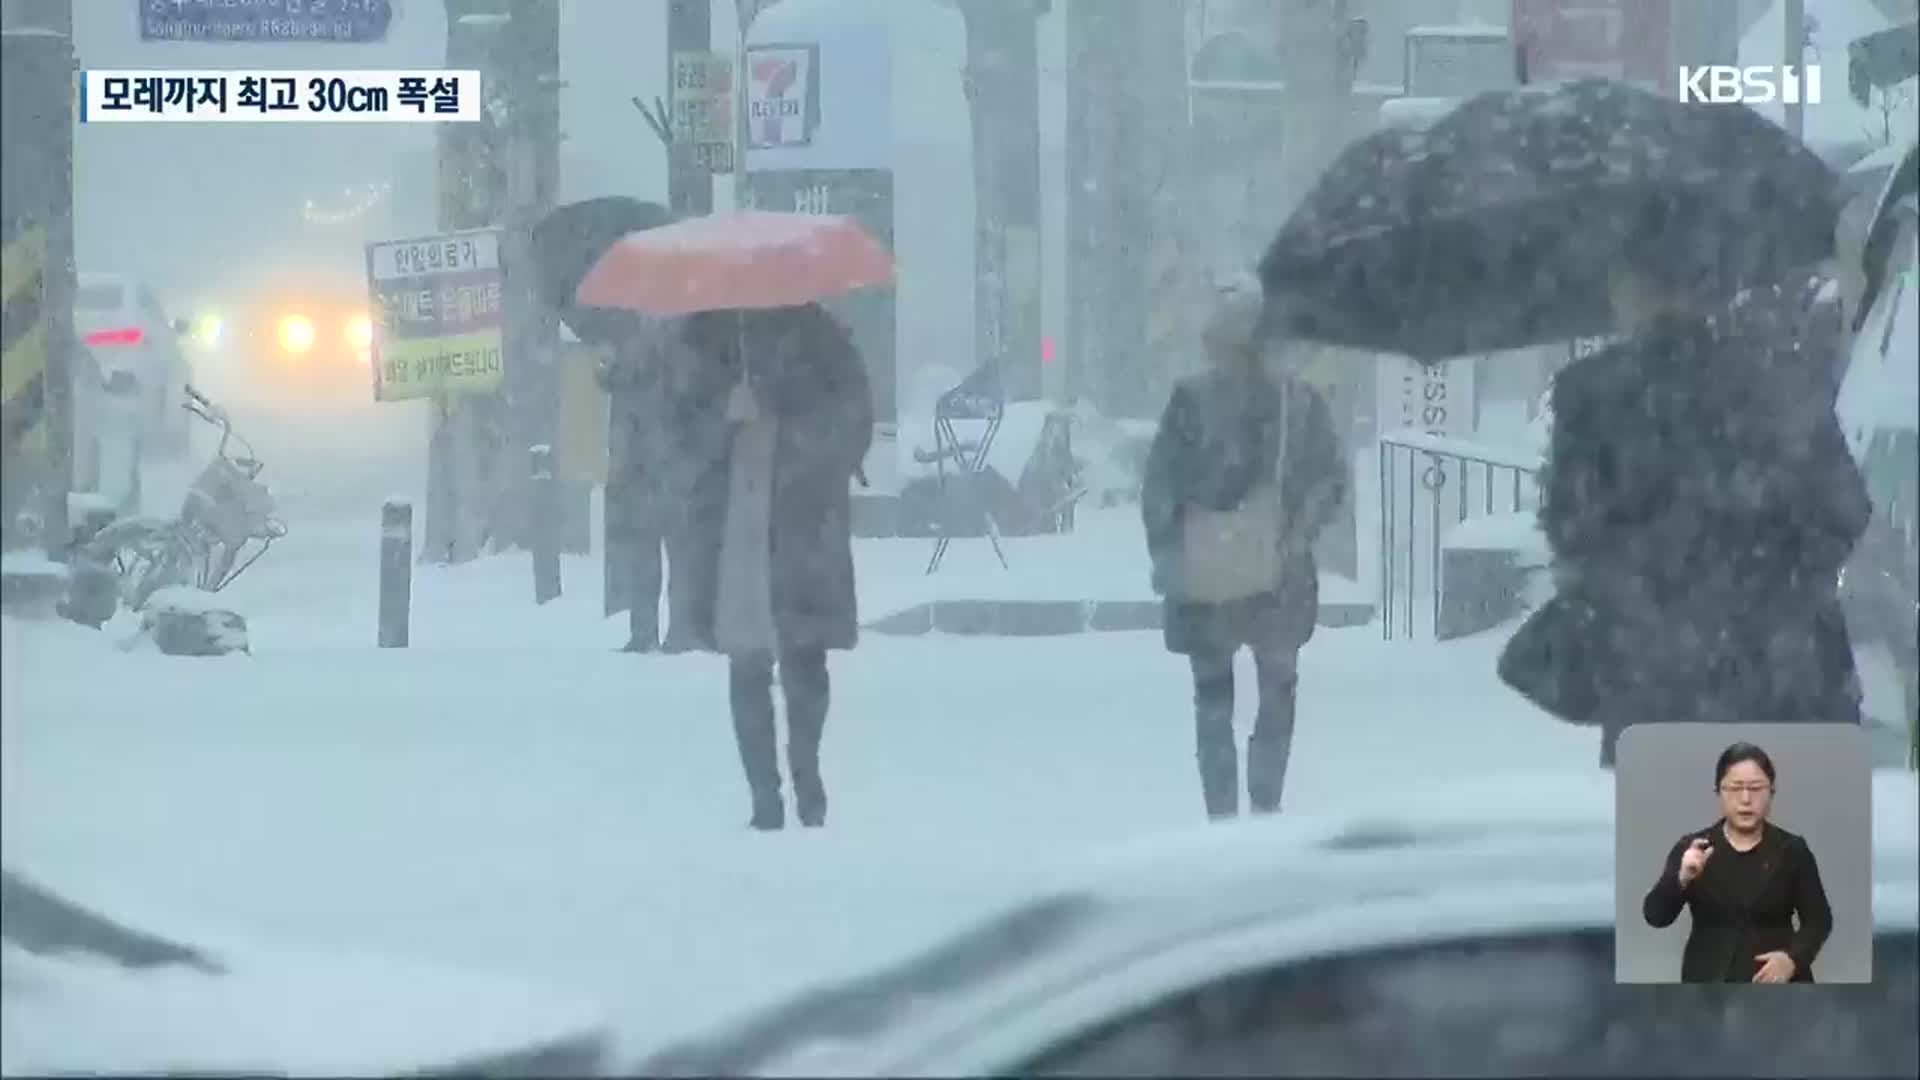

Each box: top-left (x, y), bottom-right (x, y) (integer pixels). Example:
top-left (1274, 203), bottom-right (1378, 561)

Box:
top-left (1179, 379), bottom-right (1292, 604)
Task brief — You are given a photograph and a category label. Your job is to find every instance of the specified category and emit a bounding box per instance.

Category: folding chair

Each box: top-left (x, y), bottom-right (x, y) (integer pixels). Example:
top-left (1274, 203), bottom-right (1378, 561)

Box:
top-left (926, 365), bottom-right (1009, 574)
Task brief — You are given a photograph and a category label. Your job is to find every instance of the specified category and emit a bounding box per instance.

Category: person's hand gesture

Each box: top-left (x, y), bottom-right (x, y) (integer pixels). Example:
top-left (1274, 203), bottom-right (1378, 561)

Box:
top-left (1752, 951), bottom-right (1796, 984)
top-left (1678, 837), bottom-right (1713, 887)
top-left (726, 380), bottom-right (760, 424)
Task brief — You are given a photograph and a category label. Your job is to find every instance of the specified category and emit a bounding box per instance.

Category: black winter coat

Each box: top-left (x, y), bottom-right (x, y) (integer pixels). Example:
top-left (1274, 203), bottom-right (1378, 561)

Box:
top-left (1501, 313), bottom-right (1869, 727)
top-left (1642, 821), bottom-right (1833, 983)
top-left (669, 305), bottom-right (874, 654)
top-left (1142, 367), bottom-right (1345, 656)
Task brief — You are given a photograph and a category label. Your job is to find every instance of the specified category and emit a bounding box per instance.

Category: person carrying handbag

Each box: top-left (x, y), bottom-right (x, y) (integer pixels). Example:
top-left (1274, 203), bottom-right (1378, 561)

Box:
top-left (1141, 277), bottom-right (1347, 820)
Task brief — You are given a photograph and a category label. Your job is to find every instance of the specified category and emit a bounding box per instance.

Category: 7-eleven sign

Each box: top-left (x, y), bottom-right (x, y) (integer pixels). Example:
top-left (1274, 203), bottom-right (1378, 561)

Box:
top-left (745, 43), bottom-right (817, 150)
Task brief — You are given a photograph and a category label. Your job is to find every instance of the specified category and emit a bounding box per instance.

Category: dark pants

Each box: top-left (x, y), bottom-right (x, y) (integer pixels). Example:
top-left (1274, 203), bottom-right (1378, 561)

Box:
top-left (626, 483), bottom-right (708, 651)
top-left (729, 648), bottom-right (830, 829)
top-left (1190, 645), bottom-right (1299, 819)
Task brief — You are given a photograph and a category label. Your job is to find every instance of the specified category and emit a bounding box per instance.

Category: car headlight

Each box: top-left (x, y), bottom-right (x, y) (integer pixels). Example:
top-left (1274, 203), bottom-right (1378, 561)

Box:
top-left (193, 314), bottom-right (223, 347)
top-left (277, 314), bottom-right (316, 354)
top-left (345, 314), bottom-right (373, 350)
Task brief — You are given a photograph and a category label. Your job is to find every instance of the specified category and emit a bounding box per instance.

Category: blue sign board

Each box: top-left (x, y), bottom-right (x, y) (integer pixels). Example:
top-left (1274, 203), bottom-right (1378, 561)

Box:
top-left (140, 0), bottom-right (394, 44)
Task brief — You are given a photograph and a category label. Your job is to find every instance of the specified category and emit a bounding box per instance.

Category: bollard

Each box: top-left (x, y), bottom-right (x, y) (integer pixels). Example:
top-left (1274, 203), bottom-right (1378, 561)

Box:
top-left (530, 444), bottom-right (561, 605)
top-left (379, 499), bottom-right (413, 648)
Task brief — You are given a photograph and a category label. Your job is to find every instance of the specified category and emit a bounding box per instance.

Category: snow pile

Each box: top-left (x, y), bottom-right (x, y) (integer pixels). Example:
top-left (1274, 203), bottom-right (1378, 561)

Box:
top-left (1444, 511), bottom-right (1549, 563)
top-left (142, 586), bottom-right (233, 616)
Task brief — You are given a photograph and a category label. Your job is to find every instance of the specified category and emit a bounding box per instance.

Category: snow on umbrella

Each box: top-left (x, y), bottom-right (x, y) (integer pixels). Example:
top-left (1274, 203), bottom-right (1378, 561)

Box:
top-left (572, 211), bottom-right (894, 317)
top-left (530, 196), bottom-right (673, 345)
top-left (1258, 78), bottom-right (1840, 362)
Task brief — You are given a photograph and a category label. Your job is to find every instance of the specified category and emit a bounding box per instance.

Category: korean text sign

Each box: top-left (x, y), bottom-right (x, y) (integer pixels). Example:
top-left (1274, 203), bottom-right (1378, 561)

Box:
top-left (366, 230), bottom-right (505, 402)
top-left (78, 70), bottom-right (480, 123)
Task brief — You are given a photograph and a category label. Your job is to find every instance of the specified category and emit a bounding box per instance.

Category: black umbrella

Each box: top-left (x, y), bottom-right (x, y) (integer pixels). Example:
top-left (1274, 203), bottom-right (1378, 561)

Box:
top-left (1258, 78), bottom-right (1839, 362)
top-left (530, 196), bottom-right (673, 345)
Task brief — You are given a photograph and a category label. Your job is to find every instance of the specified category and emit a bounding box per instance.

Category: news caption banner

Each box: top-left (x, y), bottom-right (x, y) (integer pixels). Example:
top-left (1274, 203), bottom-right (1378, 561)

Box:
top-left (77, 70), bottom-right (480, 123)
top-left (365, 231), bottom-right (505, 403)
top-left (138, 0), bottom-right (394, 44)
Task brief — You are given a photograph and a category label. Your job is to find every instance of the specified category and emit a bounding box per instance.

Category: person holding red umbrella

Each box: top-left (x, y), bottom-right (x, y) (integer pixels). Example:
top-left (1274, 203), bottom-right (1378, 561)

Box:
top-left (676, 303), bottom-right (873, 830)
top-left (571, 210), bottom-right (888, 830)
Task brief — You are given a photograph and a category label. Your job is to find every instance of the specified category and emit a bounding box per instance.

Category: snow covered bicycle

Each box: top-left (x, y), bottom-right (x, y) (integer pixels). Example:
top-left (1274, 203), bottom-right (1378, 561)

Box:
top-left (79, 385), bottom-right (286, 614)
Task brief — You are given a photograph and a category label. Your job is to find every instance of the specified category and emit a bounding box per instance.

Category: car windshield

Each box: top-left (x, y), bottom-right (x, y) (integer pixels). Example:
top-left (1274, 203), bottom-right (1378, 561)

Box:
top-left (4, 0), bottom-right (1918, 1075)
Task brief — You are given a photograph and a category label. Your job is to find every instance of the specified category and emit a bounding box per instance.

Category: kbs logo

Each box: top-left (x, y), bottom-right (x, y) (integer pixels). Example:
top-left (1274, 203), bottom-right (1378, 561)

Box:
top-left (1678, 65), bottom-right (1823, 105)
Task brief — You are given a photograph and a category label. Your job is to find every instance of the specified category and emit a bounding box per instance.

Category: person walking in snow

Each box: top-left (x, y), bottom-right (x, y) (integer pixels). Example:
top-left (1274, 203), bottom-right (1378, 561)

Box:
top-left (1500, 250), bottom-right (1870, 768)
top-left (1141, 276), bottom-right (1346, 820)
top-left (599, 322), bottom-right (713, 653)
top-left (673, 303), bottom-right (874, 830)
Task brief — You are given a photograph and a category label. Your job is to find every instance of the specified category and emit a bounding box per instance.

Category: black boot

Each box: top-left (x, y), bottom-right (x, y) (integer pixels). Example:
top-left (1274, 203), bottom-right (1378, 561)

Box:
top-left (748, 798), bottom-right (785, 831)
top-left (730, 655), bottom-right (785, 829)
top-left (783, 650), bottom-right (830, 828)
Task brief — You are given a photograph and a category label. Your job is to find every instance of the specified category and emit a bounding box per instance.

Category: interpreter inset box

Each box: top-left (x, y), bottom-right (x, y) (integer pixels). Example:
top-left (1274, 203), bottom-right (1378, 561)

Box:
top-left (1614, 723), bottom-right (1872, 985)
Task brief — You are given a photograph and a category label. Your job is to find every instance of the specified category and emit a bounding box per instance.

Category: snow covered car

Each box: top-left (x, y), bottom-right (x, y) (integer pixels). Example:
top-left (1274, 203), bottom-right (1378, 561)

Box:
top-left (638, 771), bottom-right (1920, 1078)
top-left (0, 871), bottom-right (611, 1076)
top-left (72, 272), bottom-right (194, 458)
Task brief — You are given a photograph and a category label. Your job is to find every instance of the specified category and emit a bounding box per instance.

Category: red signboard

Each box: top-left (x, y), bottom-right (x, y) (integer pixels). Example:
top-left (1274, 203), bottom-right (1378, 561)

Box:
top-left (1512, 0), bottom-right (1674, 94)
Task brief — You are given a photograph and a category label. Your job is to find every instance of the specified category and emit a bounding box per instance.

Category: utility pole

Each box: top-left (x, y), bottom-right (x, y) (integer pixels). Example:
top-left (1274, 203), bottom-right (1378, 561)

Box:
top-left (959, 0), bottom-right (1045, 402)
top-left (0, 0), bottom-right (76, 555)
top-left (1273, 0), bottom-right (1363, 581)
top-left (428, 0), bottom-right (500, 563)
top-left (1783, 0), bottom-right (1806, 140)
top-left (1273, 0), bottom-right (1357, 222)
top-left (1065, 0), bottom-right (1151, 416)
top-left (1139, 0), bottom-right (1200, 415)
top-left (668, 0), bottom-right (717, 216)
top-left (502, 0), bottom-right (563, 556)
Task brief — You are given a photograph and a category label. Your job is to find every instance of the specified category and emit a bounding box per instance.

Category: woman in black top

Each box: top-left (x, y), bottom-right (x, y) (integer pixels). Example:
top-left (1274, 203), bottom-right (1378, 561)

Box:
top-left (1643, 743), bottom-right (1834, 983)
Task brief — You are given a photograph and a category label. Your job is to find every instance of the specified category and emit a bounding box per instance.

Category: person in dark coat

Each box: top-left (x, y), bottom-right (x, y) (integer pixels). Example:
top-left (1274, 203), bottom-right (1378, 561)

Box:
top-left (598, 324), bottom-right (713, 653)
top-left (672, 303), bottom-right (874, 830)
top-left (1141, 277), bottom-right (1346, 820)
top-left (1501, 258), bottom-right (1871, 766)
top-left (1642, 742), bottom-right (1833, 983)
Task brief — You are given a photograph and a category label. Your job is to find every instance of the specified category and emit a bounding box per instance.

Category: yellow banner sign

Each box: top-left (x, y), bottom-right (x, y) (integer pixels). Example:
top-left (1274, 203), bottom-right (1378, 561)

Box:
top-left (375, 329), bottom-right (504, 401)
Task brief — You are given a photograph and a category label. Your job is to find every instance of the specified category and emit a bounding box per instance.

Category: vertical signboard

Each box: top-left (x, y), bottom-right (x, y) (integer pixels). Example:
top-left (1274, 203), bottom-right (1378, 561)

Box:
top-left (1512, 0), bottom-right (1674, 94)
top-left (366, 229), bottom-right (505, 402)
top-left (672, 49), bottom-right (736, 174)
top-left (743, 43), bottom-right (820, 151)
top-left (1376, 354), bottom-right (1479, 639)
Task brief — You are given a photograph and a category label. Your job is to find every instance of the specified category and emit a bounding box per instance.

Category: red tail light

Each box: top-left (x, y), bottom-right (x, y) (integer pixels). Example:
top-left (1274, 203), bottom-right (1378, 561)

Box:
top-left (85, 327), bottom-right (145, 347)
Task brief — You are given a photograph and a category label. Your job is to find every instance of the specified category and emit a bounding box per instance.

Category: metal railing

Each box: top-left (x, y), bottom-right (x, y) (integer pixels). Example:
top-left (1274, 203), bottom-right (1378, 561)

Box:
top-left (1377, 428), bottom-right (1541, 640)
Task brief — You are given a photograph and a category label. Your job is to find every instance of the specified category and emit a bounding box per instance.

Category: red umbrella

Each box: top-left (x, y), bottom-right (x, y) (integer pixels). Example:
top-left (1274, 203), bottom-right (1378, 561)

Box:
top-left (573, 210), bottom-right (893, 315)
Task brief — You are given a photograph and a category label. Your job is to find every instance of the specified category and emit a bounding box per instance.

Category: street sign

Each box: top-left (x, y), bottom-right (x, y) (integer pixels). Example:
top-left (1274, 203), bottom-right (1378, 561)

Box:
top-left (139, 0), bottom-right (394, 44)
top-left (1511, 0), bottom-right (1672, 94)
top-left (365, 229), bottom-right (505, 402)
top-left (1405, 25), bottom-right (1517, 99)
top-left (672, 49), bottom-right (736, 176)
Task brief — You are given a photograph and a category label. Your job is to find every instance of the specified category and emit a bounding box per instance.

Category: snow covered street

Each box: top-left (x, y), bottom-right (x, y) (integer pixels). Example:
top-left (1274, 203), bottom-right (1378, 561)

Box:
top-left (3, 511), bottom-right (1593, 1059)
